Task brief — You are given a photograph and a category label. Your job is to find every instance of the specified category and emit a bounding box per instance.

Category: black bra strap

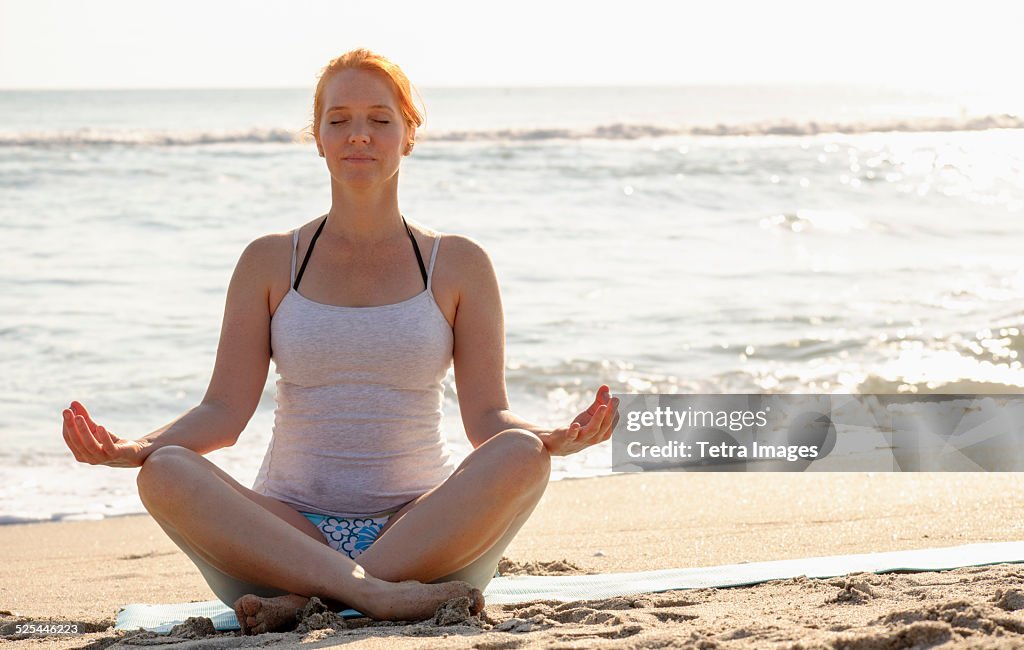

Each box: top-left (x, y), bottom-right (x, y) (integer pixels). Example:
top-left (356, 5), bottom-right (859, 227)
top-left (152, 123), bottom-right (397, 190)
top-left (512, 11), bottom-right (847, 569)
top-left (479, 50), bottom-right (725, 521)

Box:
top-left (293, 215), bottom-right (327, 291)
top-left (293, 214), bottom-right (427, 291)
top-left (402, 215), bottom-right (428, 290)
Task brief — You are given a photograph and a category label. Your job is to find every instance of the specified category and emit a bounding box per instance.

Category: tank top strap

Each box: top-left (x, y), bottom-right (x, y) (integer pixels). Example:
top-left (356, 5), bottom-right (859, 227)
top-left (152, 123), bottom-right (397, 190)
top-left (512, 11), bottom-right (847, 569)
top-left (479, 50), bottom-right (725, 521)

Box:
top-left (426, 236), bottom-right (441, 291)
top-left (289, 228), bottom-right (300, 286)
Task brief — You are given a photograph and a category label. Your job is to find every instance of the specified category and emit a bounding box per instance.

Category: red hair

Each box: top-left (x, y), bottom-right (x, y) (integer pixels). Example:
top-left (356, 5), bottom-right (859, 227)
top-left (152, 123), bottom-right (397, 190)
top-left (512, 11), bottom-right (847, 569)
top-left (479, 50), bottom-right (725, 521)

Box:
top-left (308, 48), bottom-right (424, 147)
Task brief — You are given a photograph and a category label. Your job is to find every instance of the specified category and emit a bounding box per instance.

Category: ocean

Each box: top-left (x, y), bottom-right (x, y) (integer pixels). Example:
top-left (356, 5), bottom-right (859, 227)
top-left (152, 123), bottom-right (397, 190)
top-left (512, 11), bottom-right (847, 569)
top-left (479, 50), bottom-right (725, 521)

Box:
top-left (1, 84), bottom-right (1022, 524)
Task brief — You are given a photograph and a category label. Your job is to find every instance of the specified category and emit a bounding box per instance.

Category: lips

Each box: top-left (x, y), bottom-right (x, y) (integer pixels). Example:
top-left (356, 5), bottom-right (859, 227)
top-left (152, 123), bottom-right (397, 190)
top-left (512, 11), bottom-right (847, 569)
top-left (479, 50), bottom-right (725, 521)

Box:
top-left (345, 155), bottom-right (374, 161)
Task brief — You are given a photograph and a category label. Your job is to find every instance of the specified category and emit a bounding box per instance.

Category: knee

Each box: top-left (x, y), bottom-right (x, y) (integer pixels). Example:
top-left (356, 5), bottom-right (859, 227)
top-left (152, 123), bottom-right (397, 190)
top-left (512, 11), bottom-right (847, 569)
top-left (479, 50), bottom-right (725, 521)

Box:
top-left (136, 445), bottom-right (200, 495)
top-left (488, 429), bottom-right (551, 488)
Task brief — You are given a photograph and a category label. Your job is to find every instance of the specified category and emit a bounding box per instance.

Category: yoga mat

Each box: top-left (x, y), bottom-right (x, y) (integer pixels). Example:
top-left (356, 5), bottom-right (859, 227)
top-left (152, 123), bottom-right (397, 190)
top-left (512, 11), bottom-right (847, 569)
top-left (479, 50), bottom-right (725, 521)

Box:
top-left (116, 541), bottom-right (1024, 633)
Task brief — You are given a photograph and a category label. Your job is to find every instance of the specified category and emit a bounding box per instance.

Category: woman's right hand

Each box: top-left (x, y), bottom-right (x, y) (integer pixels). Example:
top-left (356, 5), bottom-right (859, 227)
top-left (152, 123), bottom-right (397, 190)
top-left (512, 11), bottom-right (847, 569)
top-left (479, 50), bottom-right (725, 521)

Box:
top-left (62, 401), bottom-right (147, 468)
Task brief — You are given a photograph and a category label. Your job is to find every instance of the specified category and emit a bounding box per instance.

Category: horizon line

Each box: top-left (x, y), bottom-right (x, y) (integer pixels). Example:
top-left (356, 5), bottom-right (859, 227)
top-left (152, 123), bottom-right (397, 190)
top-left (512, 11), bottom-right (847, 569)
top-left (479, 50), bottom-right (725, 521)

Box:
top-left (0, 81), bottom-right (936, 93)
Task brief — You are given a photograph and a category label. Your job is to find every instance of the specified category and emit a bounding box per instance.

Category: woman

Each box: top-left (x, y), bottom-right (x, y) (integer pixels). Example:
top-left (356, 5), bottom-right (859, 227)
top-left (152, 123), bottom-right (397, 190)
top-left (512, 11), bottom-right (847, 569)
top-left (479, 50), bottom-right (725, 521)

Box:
top-left (60, 49), bottom-right (620, 634)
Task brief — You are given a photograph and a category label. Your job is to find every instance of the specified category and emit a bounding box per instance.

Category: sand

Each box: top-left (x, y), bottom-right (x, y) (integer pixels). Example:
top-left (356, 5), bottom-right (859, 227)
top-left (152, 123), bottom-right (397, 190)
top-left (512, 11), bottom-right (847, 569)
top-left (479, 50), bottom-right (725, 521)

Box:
top-left (4, 472), bottom-right (1024, 648)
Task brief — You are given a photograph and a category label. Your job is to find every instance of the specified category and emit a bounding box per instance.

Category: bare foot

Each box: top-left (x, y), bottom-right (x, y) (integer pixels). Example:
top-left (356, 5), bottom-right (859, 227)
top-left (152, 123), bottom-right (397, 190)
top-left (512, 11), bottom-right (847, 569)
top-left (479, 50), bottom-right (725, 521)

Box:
top-left (232, 593), bottom-right (309, 635)
top-left (363, 579), bottom-right (485, 621)
top-left (232, 580), bottom-right (484, 631)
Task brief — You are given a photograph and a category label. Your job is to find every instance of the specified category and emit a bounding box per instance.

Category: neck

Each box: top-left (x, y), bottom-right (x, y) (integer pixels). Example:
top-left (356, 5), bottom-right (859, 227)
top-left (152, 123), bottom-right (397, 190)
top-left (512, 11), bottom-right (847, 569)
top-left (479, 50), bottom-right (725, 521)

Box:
top-left (323, 180), bottom-right (405, 244)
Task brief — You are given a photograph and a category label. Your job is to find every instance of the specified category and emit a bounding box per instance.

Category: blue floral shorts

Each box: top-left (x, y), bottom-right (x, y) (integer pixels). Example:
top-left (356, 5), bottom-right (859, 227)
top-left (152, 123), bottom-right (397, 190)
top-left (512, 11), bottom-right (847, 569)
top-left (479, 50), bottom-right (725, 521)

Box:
top-left (300, 511), bottom-right (390, 560)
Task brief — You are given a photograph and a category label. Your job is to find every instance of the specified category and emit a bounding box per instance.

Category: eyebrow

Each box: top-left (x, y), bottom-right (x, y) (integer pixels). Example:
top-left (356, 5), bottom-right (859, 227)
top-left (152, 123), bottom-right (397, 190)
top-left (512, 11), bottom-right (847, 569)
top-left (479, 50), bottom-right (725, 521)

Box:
top-left (325, 105), bottom-right (395, 113)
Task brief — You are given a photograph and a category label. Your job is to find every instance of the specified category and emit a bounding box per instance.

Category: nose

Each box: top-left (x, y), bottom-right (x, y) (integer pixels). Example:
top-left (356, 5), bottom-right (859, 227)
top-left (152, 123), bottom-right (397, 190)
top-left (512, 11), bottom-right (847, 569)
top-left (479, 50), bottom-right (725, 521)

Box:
top-left (349, 131), bottom-right (370, 145)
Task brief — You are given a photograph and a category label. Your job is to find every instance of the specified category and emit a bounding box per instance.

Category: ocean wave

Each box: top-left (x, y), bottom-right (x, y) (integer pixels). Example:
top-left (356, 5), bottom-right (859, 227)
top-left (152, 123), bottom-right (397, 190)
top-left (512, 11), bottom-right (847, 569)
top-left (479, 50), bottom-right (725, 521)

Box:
top-left (3, 113), bottom-right (1022, 148)
top-left (427, 114), bottom-right (1024, 141)
top-left (0, 127), bottom-right (303, 147)
top-left (682, 113), bottom-right (1024, 137)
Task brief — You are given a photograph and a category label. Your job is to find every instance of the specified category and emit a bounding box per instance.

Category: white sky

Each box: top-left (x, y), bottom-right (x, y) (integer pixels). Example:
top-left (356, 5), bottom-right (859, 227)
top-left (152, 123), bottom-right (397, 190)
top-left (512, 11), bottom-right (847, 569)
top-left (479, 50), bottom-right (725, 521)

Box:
top-left (0, 0), bottom-right (1020, 90)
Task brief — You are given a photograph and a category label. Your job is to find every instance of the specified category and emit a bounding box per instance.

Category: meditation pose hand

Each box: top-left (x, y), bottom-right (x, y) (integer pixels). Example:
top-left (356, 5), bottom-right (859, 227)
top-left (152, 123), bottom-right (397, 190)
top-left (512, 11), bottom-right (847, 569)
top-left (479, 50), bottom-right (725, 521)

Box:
top-left (538, 385), bottom-right (620, 456)
top-left (62, 401), bottom-right (145, 468)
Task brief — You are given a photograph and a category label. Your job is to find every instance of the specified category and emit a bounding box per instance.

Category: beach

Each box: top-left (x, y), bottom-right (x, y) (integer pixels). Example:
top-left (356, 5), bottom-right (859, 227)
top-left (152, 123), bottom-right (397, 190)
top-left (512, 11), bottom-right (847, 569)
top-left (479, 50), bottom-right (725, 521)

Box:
top-left (4, 471), bottom-right (1024, 648)
top-left (4, 6), bottom-right (1024, 647)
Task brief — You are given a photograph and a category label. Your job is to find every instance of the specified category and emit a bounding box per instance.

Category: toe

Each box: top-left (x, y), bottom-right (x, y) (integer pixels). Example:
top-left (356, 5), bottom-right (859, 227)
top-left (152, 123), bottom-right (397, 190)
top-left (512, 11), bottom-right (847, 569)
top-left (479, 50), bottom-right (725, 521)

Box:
top-left (244, 598), bottom-right (261, 616)
top-left (471, 588), bottom-right (485, 614)
top-left (232, 606), bottom-right (249, 633)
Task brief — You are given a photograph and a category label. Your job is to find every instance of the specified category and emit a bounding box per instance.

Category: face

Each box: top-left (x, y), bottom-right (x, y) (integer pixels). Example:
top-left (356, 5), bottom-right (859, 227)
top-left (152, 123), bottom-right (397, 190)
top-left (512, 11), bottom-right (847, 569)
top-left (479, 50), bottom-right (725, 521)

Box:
top-left (315, 68), bottom-right (414, 188)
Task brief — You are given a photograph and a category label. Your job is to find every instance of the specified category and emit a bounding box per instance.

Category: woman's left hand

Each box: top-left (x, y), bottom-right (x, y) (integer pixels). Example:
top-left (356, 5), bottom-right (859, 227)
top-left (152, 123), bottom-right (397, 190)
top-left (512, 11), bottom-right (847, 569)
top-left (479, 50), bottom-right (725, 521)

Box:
top-left (538, 385), bottom-right (620, 456)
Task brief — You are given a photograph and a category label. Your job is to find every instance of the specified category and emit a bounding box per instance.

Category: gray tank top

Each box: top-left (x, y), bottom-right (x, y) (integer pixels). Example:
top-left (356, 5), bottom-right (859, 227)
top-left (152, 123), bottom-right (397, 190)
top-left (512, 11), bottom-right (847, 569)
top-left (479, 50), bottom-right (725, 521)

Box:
top-left (252, 220), bottom-right (456, 517)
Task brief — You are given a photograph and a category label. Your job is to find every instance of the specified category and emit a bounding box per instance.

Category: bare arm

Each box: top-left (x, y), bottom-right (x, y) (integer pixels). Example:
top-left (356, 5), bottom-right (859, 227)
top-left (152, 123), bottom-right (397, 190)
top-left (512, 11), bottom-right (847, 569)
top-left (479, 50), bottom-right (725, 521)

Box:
top-left (469, 409), bottom-right (553, 444)
top-left (450, 236), bottom-right (619, 456)
top-left (140, 235), bottom-right (275, 457)
top-left (134, 401), bottom-right (249, 462)
top-left (63, 235), bottom-right (275, 467)
top-left (450, 236), bottom-right (551, 447)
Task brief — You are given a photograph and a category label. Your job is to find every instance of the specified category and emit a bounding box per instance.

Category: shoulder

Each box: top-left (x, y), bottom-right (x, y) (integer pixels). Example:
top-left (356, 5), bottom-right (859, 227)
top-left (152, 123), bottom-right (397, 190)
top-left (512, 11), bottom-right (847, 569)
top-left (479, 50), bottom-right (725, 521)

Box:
top-left (236, 231), bottom-right (292, 270)
top-left (434, 234), bottom-right (500, 309)
top-left (239, 215), bottom-right (325, 265)
top-left (243, 231), bottom-right (288, 255)
top-left (404, 221), bottom-right (495, 275)
top-left (437, 233), bottom-right (495, 273)
top-left (231, 226), bottom-right (305, 293)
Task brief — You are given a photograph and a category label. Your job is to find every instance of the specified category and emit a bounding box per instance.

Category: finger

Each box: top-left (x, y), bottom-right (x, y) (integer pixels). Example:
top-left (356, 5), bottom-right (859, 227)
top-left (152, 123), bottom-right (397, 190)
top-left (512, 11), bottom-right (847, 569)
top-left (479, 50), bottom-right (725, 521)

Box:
top-left (70, 401), bottom-right (99, 433)
top-left (602, 405), bottom-right (620, 442)
top-left (71, 413), bottom-right (102, 463)
top-left (600, 397), bottom-right (620, 437)
top-left (567, 422), bottom-right (581, 441)
top-left (70, 413), bottom-right (100, 463)
top-left (96, 425), bottom-right (117, 455)
top-left (62, 411), bottom-right (86, 463)
top-left (580, 404), bottom-right (608, 441)
top-left (594, 398), bottom-right (618, 440)
top-left (584, 385), bottom-right (609, 415)
top-left (83, 417), bottom-right (112, 456)
top-left (64, 411), bottom-right (93, 464)
top-left (63, 430), bottom-right (84, 462)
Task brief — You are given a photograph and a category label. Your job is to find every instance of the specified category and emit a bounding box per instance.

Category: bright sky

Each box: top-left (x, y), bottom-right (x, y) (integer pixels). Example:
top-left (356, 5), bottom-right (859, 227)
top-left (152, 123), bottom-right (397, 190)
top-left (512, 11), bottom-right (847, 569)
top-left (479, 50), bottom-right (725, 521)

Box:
top-left (0, 0), bottom-right (1020, 90)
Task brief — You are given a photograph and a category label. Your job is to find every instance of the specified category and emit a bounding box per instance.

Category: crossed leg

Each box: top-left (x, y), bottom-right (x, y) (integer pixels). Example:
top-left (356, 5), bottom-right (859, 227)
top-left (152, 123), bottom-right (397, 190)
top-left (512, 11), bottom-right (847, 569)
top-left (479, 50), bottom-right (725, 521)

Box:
top-left (137, 428), bottom-right (550, 634)
top-left (361, 428), bottom-right (551, 581)
top-left (235, 429), bottom-right (551, 632)
top-left (136, 446), bottom-right (488, 627)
